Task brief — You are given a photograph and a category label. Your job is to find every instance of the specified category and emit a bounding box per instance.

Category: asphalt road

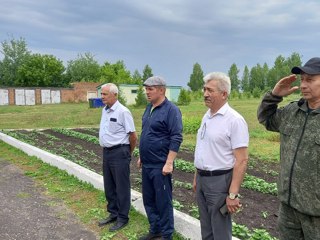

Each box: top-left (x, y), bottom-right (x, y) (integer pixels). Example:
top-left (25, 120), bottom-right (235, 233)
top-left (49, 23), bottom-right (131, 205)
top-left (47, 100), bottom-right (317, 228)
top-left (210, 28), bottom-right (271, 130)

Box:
top-left (0, 158), bottom-right (98, 240)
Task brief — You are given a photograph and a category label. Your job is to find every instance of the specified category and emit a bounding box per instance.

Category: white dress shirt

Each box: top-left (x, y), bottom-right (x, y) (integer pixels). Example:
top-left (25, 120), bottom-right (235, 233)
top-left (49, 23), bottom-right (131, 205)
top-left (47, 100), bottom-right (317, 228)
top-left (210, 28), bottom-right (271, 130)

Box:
top-left (99, 100), bottom-right (136, 148)
top-left (194, 102), bottom-right (249, 171)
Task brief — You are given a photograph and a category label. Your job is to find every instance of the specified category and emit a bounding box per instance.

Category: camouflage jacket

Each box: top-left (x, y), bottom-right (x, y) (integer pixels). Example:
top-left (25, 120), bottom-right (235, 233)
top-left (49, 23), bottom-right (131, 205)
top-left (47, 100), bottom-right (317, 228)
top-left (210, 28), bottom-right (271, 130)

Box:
top-left (257, 92), bottom-right (320, 216)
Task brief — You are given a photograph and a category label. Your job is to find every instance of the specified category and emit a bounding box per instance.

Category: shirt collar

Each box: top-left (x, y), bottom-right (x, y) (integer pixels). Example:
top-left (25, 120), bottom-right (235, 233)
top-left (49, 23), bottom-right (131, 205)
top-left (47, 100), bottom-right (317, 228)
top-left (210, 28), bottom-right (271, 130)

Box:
top-left (105, 100), bottom-right (120, 112)
top-left (205, 102), bottom-right (229, 118)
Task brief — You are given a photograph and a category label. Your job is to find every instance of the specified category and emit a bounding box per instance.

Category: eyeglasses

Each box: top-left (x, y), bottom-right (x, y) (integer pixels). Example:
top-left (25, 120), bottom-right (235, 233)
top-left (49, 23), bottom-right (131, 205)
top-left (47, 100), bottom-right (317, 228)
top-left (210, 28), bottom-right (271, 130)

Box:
top-left (200, 122), bottom-right (206, 139)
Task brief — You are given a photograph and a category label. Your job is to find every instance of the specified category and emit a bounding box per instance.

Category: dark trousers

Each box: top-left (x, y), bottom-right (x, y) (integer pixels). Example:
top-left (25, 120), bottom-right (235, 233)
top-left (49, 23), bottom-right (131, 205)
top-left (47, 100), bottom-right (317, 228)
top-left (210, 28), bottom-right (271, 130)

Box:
top-left (142, 167), bottom-right (173, 239)
top-left (278, 202), bottom-right (320, 240)
top-left (103, 146), bottom-right (131, 223)
top-left (196, 171), bottom-right (233, 240)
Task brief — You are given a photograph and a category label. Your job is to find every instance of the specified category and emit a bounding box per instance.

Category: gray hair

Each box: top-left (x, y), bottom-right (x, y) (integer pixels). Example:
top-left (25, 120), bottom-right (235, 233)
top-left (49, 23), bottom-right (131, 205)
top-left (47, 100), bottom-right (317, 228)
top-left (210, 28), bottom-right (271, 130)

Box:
top-left (203, 72), bottom-right (231, 95)
top-left (101, 83), bottom-right (118, 94)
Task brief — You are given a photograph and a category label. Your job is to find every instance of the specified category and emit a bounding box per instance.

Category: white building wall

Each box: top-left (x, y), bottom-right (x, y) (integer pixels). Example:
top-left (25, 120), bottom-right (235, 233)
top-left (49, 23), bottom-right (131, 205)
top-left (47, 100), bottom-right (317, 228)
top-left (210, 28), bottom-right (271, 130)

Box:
top-left (25, 90), bottom-right (35, 105)
top-left (15, 89), bottom-right (25, 105)
top-left (51, 90), bottom-right (61, 104)
top-left (0, 89), bottom-right (9, 105)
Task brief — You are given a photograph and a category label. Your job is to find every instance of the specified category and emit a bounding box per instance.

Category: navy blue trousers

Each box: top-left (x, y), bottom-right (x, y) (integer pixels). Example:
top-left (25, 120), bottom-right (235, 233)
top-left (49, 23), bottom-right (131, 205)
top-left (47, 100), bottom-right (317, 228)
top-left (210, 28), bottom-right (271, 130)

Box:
top-left (103, 146), bottom-right (131, 223)
top-left (142, 167), bottom-right (173, 239)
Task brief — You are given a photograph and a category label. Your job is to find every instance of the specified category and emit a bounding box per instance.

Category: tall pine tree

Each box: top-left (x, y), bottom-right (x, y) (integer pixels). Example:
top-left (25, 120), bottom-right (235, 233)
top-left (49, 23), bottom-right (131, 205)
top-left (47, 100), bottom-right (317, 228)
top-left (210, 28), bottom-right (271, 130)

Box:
top-left (187, 63), bottom-right (204, 91)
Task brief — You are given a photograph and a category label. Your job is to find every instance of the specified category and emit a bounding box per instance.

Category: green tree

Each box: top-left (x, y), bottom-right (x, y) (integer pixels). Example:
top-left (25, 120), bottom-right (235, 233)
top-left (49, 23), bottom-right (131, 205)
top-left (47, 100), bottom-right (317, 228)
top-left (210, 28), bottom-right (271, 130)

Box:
top-left (267, 53), bottom-right (302, 89)
top-left (65, 52), bottom-right (101, 82)
top-left (284, 52), bottom-right (302, 87)
top-left (135, 85), bottom-right (147, 107)
top-left (262, 63), bottom-right (269, 88)
top-left (287, 52), bottom-right (302, 70)
top-left (266, 55), bottom-right (286, 89)
top-left (142, 65), bottom-right (153, 82)
top-left (100, 60), bottom-right (132, 84)
top-left (0, 37), bottom-right (31, 86)
top-left (177, 88), bottom-right (191, 106)
top-left (228, 63), bottom-right (240, 91)
top-left (118, 88), bottom-right (127, 106)
top-left (17, 54), bottom-right (65, 87)
top-left (187, 63), bottom-right (204, 91)
top-left (132, 70), bottom-right (142, 84)
top-left (250, 63), bottom-right (267, 91)
top-left (241, 65), bottom-right (250, 92)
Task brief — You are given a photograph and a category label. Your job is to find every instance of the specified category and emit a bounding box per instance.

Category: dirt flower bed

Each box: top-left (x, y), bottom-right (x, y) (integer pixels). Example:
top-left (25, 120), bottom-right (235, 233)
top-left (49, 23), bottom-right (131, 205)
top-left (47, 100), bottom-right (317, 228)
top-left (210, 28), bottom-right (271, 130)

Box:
top-left (6, 128), bottom-right (280, 239)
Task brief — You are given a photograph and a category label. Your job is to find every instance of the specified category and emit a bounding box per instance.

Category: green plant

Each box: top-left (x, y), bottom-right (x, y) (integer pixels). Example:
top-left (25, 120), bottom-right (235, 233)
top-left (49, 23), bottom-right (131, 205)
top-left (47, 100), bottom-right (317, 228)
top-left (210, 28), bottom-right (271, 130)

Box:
top-left (250, 229), bottom-right (278, 240)
top-left (182, 117), bottom-right (201, 134)
top-left (188, 205), bottom-right (199, 219)
top-left (172, 199), bottom-right (184, 210)
top-left (52, 128), bottom-right (99, 144)
top-left (174, 159), bottom-right (195, 173)
top-left (132, 148), bottom-right (139, 157)
top-left (177, 88), bottom-right (191, 106)
top-left (261, 211), bottom-right (269, 219)
top-left (174, 180), bottom-right (192, 190)
top-left (242, 174), bottom-right (277, 195)
top-left (232, 222), bottom-right (251, 239)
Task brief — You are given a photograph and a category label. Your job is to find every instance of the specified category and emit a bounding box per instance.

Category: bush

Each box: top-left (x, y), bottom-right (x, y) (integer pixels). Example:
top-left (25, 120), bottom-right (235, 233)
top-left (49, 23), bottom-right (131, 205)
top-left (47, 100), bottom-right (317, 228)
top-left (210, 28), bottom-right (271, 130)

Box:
top-left (252, 88), bottom-right (261, 98)
top-left (183, 116), bottom-right (201, 134)
top-left (190, 90), bottom-right (203, 100)
top-left (243, 91), bottom-right (252, 99)
top-left (177, 88), bottom-right (191, 106)
top-left (230, 90), bottom-right (240, 99)
top-left (135, 85), bottom-right (147, 107)
top-left (118, 88), bottom-right (127, 106)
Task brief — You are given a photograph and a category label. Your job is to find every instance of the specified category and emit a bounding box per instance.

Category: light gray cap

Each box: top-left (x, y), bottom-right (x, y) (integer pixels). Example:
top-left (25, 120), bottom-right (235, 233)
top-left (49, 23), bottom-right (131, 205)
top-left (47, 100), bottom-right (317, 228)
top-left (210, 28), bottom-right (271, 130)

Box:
top-left (143, 76), bottom-right (166, 86)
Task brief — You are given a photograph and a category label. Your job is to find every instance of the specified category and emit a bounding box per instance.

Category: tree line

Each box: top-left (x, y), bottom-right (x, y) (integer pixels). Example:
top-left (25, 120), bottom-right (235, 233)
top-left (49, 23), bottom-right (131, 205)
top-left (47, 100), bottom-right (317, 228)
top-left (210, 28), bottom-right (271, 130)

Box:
top-left (0, 37), bottom-right (302, 99)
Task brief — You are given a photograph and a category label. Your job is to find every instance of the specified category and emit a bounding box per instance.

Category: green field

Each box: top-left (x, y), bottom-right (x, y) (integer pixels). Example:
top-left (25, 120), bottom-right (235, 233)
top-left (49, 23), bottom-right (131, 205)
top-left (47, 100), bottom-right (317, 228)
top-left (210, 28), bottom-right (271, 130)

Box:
top-left (0, 94), bottom-right (300, 162)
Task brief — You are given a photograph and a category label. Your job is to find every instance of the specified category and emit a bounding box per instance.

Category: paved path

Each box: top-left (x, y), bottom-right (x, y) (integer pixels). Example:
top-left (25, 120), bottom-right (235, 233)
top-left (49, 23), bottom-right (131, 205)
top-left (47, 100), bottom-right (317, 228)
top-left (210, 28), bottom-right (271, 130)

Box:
top-left (0, 158), bottom-right (98, 240)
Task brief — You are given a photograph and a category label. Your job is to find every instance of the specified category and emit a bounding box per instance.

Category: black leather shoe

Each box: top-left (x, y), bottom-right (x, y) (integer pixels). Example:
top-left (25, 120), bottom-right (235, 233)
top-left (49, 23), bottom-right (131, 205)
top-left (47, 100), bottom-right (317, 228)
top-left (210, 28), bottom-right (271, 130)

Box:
top-left (109, 221), bottom-right (128, 232)
top-left (98, 216), bottom-right (116, 227)
top-left (139, 232), bottom-right (162, 240)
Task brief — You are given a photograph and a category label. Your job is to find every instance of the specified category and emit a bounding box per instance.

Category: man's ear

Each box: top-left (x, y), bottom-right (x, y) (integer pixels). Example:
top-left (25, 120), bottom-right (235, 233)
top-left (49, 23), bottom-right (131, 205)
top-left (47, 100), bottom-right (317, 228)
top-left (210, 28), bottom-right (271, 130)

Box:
top-left (223, 91), bottom-right (228, 100)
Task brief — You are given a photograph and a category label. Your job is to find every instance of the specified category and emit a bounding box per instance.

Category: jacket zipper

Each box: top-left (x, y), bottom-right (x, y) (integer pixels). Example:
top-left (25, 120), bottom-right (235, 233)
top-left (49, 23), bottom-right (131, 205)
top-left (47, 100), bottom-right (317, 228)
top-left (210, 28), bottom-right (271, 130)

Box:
top-left (287, 111), bottom-right (309, 205)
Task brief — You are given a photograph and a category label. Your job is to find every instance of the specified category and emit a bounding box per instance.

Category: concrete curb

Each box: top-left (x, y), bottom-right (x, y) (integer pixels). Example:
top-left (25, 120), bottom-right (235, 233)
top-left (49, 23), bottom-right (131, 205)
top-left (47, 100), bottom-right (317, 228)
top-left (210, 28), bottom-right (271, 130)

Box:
top-left (0, 132), bottom-right (239, 240)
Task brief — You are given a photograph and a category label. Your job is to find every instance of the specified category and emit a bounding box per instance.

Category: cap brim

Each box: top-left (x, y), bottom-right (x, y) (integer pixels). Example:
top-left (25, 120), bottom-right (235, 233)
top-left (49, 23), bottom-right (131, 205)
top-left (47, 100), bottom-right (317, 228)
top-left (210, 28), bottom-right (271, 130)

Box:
top-left (291, 66), bottom-right (320, 75)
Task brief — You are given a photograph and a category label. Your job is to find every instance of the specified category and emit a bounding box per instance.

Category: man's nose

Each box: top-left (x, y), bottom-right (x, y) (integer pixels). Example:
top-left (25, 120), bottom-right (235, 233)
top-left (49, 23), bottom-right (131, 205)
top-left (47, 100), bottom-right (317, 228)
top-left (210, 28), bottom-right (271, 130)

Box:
top-left (300, 80), bottom-right (306, 89)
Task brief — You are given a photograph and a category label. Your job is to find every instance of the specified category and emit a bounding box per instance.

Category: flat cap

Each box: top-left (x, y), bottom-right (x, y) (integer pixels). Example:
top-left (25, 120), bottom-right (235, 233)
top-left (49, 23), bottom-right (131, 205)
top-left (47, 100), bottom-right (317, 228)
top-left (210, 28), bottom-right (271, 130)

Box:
top-left (143, 76), bottom-right (166, 86)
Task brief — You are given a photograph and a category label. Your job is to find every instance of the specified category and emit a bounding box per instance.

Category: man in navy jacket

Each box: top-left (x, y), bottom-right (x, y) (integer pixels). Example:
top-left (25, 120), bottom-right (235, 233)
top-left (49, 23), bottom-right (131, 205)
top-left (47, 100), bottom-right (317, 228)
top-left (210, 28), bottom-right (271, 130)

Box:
top-left (137, 76), bottom-right (183, 240)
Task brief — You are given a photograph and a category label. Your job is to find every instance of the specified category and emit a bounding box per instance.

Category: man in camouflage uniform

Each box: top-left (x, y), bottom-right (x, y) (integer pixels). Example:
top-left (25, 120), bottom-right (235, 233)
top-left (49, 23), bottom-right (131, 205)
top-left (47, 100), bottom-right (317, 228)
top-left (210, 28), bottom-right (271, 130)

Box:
top-left (257, 57), bottom-right (320, 240)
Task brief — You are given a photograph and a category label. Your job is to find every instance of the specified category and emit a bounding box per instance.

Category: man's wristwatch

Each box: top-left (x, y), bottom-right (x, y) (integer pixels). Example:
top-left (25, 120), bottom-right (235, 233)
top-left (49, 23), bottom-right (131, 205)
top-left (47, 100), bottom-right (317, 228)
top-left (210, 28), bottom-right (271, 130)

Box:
top-left (228, 193), bottom-right (238, 200)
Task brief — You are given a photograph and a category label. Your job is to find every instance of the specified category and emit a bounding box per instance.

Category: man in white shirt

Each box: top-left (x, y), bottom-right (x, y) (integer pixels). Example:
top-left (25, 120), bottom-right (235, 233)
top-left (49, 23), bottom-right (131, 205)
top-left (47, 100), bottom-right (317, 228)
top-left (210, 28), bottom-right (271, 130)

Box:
top-left (98, 83), bottom-right (137, 232)
top-left (193, 72), bottom-right (249, 240)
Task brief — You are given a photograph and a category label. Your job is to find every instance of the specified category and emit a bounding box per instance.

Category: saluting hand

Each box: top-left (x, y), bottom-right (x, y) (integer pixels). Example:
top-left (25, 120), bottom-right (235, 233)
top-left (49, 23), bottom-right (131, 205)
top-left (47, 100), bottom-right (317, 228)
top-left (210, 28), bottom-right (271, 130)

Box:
top-left (272, 74), bottom-right (299, 97)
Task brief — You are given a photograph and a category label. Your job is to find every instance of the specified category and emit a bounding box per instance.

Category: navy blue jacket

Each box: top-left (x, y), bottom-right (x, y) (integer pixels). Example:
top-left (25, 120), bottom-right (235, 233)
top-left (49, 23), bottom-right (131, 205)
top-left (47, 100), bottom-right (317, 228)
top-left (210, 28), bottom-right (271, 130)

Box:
top-left (139, 98), bottom-right (183, 168)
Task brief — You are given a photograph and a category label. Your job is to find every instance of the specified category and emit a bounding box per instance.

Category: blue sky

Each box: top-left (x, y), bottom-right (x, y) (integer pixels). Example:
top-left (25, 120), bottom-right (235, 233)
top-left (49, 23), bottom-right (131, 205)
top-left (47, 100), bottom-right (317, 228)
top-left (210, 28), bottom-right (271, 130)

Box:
top-left (1, 0), bottom-right (320, 87)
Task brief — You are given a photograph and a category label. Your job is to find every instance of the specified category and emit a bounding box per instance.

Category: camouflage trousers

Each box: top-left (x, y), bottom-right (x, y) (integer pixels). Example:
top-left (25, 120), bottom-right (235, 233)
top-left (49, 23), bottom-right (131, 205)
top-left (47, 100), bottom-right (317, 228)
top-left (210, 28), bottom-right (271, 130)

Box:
top-left (278, 202), bottom-right (320, 240)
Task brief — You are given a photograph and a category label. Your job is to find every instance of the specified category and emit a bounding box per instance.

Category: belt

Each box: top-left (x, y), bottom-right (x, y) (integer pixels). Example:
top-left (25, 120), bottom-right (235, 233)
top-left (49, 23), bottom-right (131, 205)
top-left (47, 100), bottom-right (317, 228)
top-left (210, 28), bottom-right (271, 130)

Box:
top-left (197, 168), bottom-right (232, 177)
top-left (105, 144), bottom-right (130, 151)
